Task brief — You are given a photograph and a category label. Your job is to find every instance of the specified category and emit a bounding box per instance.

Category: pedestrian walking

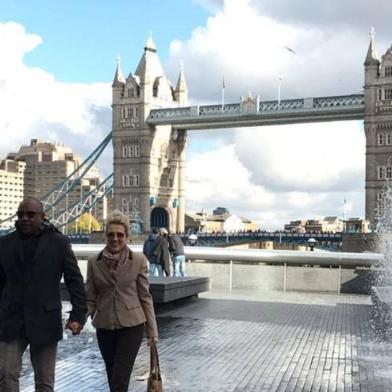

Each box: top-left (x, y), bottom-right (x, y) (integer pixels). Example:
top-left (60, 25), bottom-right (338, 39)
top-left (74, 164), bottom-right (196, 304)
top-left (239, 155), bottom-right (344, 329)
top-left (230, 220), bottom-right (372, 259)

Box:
top-left (143, 228), bottom-right (158, 273)
top-left (150, 228), bottom-right (171, 276)
top-left (169, 231), bottom-right (186, 277)
top-left (0, 197), bottom-right (87, 392)
top-left (86, 210), bottom-right (158, 392)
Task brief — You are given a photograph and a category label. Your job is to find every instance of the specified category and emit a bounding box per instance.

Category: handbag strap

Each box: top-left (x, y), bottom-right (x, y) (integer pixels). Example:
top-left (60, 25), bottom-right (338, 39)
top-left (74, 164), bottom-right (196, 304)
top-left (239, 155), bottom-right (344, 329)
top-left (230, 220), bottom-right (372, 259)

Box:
top-left (150, 342), bottom-right (161, 376)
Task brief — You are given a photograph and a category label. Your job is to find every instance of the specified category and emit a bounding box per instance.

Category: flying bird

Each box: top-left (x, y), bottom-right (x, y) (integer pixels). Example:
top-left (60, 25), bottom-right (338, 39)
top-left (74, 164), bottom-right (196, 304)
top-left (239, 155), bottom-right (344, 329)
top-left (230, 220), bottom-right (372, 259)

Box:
top-left (284, 46), bottom-right (297, 55)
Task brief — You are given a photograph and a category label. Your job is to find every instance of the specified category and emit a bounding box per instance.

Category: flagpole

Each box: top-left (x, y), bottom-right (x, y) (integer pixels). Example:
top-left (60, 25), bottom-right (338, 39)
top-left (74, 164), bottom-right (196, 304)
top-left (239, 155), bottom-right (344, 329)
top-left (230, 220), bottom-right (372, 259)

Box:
top-left (278, 76), bottom-right (282, 109)
top-left (222, 77), bottom-right (225, 112)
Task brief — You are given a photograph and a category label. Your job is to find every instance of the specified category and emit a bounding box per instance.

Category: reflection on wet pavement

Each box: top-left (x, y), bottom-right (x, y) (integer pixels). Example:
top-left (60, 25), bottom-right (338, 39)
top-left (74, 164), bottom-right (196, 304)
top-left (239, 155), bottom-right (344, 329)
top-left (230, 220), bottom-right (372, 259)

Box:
top-left (20, 291), bottom-right (392, 391)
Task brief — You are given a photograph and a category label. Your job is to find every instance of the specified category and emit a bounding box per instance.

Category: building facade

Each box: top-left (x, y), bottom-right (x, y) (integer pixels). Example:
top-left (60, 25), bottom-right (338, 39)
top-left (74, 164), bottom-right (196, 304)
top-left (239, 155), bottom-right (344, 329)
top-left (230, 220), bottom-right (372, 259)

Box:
top-left (112, 37), bottom-right (187, 233)
top-left (185, 208), bottom-right (259, 233)
top-left (364, 33), bottom-right (392, 227)
top-left (6, 139), bottom-right (107, 228)
top-left (0, 159), bottom-right (25, 229)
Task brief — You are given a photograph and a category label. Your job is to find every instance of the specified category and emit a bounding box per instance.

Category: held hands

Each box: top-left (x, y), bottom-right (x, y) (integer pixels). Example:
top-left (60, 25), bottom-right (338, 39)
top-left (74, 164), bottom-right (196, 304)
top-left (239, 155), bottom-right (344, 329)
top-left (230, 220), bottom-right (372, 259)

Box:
top-left (65, 319), bottom-right (83, 335)
top-left (148, 336), bottom-right (158, 346)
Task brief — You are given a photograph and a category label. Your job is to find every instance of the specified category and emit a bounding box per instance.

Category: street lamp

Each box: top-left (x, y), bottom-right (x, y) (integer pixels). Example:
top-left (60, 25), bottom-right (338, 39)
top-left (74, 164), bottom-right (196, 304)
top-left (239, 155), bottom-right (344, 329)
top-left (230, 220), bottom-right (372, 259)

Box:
top-left (308, 237), bottom-right (317, 251)
top-left (188, 234), bottom-right (198, 246)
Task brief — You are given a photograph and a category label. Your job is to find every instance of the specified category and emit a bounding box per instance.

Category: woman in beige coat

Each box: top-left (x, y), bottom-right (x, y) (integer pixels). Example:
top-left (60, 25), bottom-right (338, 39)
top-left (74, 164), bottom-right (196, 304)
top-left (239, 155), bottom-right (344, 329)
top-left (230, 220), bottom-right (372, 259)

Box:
top-left (86, 210), bottom-right (158, 392)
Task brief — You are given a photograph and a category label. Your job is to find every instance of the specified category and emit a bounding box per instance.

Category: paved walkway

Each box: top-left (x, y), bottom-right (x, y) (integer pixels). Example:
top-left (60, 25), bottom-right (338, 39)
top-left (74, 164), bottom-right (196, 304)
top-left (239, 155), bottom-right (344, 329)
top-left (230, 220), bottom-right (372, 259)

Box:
top-left (20, 290), bottom-right (392, 391)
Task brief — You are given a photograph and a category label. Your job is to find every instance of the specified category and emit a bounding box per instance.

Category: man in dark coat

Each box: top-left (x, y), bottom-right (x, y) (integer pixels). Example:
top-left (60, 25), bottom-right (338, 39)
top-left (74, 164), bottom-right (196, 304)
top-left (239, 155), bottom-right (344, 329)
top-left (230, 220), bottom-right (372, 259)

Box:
top-left (150, 228), bottom-right (171, 276)
top-left (0, 197), bottom-right (87, 392)
top-left (168, 231), bottom-right (186, 277)
top-left (143, 228), bottom-right (158, 263)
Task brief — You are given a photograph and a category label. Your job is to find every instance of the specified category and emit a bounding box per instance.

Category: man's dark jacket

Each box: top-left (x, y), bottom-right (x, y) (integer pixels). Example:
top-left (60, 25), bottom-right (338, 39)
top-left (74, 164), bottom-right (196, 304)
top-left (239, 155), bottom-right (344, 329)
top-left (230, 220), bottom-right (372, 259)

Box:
top-left (0, 226), bottom-right (87, 345)
top-left (168, 234), bottom-right (185, 256)
top-left (151, 236), bottom-right (171, 276)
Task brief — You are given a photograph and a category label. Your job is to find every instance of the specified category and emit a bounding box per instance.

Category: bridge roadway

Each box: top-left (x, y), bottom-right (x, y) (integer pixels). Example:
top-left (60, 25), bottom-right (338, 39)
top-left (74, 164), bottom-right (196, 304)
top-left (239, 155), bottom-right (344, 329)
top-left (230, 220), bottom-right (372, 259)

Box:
top-left (19, 290), bottom-right (392, 391)
top-left (183, 231), bottom-right (343, 248)
top-left (147, 94), bottom-right (365, 129)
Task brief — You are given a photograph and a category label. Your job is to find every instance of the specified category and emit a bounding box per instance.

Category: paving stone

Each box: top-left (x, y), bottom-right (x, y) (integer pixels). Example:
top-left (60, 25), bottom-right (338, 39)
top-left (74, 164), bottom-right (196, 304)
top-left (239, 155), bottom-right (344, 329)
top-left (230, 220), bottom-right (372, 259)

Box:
top-left (18, 291), bottom-right (392, 391)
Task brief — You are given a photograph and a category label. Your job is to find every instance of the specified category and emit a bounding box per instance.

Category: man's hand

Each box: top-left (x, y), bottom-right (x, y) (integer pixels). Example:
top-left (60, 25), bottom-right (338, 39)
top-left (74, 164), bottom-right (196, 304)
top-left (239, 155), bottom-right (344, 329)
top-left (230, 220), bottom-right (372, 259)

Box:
top-left (65, 320), bottom-right (82, 335)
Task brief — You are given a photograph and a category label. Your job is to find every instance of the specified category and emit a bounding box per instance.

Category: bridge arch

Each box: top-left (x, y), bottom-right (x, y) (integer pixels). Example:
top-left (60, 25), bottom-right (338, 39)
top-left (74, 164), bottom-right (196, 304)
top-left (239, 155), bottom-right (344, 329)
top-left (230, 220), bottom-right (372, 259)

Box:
top-left (150, 207), bottom-right (170, 230)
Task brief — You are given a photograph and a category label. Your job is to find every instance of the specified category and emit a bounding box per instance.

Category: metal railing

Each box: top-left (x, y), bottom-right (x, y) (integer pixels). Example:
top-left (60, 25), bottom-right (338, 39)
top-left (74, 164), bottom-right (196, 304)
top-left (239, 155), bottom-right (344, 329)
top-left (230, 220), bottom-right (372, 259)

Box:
top-left (71, 244), bottom-right (383, 294)
top-left (71, 244), bottom-right (382, 267)
top-left (147, 94), bottom-right (365, 125)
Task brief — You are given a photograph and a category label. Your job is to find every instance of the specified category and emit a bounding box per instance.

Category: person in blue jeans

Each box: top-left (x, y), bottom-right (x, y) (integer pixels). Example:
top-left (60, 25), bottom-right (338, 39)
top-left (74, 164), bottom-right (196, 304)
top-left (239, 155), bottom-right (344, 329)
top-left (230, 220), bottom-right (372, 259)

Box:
top-left (149, 228), bottom-right (170, 277)
top-left (168, 231), bottom-right (186, 277)
top-left (143, 228), bottom-right (161, 277)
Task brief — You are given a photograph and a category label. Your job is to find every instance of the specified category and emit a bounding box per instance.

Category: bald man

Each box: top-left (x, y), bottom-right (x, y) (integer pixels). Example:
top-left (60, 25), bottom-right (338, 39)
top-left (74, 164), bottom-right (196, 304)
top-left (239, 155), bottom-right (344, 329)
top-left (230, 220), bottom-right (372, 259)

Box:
top-left (0, 197), bottom-right (87, 392)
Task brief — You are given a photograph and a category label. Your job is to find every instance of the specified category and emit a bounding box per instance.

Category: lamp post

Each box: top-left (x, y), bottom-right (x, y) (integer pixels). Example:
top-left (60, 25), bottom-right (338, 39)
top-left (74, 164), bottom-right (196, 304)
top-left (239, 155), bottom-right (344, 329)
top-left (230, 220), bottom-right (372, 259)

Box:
top-left (188, 233), bottom-right (198, 246)
top-left (308, 237), bottom-right (317, 251)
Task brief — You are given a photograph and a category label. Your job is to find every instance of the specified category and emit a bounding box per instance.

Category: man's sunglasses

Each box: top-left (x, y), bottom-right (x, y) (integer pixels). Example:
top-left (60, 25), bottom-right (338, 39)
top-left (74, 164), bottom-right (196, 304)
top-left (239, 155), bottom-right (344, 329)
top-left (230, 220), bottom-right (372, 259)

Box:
top-left (16, 210), bottom-right (42, 219)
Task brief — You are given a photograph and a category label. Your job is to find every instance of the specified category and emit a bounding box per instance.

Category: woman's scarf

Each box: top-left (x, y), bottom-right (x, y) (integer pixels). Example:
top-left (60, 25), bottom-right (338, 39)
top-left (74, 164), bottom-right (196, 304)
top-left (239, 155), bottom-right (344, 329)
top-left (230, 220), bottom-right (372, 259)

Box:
top-left (102, 245), bottom-right (129, 275)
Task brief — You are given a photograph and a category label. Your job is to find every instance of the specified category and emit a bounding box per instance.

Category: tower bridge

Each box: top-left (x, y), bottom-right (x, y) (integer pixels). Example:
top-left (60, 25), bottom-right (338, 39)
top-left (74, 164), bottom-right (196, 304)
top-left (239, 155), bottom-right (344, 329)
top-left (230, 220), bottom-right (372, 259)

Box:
top-left (2, 33), bottom-right (390, 236)
top-left (112, 31), bottom-right (392, 233)
top-left (147, 94), bottom-right (365, 129)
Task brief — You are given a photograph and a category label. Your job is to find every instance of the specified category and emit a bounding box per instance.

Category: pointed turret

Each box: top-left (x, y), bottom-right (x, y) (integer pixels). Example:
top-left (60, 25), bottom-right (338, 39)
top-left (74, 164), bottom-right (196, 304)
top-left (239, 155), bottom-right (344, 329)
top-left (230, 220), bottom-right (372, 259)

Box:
top-left (174, 61), bottom-right (188, 106)
top-left (135, 34), bottom-right (164, 82)
top-left (145, 31), bottom-right (157, 52)
top-left (112, 55), bottom-right (126, 87)
top-left (364, 27), bottom-right (379, 66)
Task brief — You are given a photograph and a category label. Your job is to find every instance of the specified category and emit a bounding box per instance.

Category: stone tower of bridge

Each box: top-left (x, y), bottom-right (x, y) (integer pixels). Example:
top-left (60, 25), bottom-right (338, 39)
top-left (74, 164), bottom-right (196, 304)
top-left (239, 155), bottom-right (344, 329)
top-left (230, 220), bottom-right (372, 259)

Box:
top-left (364, 30), bottom-right (392, 227)
top-left (112, 37), bottom-right (187, 233)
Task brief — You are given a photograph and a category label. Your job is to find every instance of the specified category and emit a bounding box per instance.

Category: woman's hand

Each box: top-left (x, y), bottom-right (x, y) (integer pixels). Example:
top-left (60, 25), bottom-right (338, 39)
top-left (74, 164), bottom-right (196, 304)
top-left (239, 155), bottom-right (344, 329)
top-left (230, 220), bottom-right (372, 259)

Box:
top-left (148, 336), bottom-right (158, 346)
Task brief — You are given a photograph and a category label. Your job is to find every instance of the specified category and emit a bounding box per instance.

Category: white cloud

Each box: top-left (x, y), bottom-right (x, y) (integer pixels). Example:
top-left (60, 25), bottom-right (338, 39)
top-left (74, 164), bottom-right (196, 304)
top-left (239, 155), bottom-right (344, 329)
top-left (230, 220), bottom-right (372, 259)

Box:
top-left (0, 6), bottom-right (376, 230)
top-left (174, 0), bottom-right (370, 228)
top-left (167, 0), bottom-right (369, 103)
top-left (0, 22), bottom-right (111, 159)
top-left (234, 121), bottom-right (365, 192)
top-left (186, 144), bottom-right (274, 208)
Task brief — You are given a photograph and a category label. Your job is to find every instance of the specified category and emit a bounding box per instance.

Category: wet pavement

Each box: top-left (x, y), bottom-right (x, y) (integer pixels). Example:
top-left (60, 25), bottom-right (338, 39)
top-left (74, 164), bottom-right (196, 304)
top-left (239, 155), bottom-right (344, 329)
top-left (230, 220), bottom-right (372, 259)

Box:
top-left (19, 290), bottom-right (392, 391)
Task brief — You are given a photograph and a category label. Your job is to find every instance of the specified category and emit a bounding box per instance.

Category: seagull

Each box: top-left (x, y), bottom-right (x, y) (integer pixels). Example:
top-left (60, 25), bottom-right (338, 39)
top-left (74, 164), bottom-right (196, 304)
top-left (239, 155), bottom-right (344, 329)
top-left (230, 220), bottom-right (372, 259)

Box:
top-left (284, 46), bottom-right (297, 55)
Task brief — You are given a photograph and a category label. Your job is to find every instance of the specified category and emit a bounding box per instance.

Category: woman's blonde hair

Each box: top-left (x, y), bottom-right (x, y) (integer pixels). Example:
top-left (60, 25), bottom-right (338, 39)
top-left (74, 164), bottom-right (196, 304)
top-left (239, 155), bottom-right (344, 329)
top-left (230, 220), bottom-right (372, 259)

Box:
top-left (105, 210), bottom-right (130, 237)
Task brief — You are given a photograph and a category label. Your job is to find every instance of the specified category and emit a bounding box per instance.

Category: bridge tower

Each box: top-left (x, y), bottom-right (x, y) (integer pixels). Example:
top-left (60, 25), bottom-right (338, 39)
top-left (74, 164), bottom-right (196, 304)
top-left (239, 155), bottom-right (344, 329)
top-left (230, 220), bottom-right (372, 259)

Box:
top-left (364, 30), bottom-right (392, 227)
top-left (112, 37), bottom-right (188, 233)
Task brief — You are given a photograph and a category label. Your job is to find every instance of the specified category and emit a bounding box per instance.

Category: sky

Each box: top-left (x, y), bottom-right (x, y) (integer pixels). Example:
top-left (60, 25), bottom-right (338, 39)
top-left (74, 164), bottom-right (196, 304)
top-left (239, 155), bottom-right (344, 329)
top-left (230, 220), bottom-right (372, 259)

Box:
top-left (0, 0), bottom-right (391, 230)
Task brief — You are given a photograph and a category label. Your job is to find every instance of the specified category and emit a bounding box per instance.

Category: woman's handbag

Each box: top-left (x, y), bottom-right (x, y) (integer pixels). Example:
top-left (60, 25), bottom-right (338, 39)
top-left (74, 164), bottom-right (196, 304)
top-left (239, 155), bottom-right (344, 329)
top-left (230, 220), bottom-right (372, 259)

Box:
top-left (147, 342), bottom-right (163, 392)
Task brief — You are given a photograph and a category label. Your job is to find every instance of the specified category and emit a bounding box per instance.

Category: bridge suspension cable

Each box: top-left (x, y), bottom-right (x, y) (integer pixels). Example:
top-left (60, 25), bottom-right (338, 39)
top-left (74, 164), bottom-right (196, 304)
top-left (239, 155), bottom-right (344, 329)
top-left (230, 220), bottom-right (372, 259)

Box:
top-left (51, 173), bottom-right (113, 229)
top-left (41, 131), bottom-right (112, 210)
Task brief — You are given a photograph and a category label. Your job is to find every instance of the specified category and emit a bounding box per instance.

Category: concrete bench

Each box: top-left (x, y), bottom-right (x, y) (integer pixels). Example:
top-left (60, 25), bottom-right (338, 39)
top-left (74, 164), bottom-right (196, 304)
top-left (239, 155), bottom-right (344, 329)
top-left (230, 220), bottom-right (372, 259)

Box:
top-left (149, 276), bottom-right (210, 303)
top-left (61, 276), bottom-right (210, 304)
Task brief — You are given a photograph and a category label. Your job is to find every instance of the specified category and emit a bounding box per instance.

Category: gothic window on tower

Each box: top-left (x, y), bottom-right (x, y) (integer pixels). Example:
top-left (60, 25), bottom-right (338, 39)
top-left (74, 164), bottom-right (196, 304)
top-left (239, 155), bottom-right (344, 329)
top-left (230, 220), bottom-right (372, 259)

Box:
top-left (378, 89), bottom-right (382, 101)
top-left (126, 172), bottom-right (140, 188)
top-left (122, 146), bottom-right (128, 158)
top-left (125, 144), bottom-right (141, 157)
top-left (378, 166), bottom-right (386, 180)
top-left (385, 89), bottom-right (392, 100)
top-left (122, 175), bottom-right (129, 187)
top-left (387, 167), bottom-right (392, 179)
top-left (128, 88), bottom-right (134, 97)
top-left (385, 66), bottom-right (392, 77)
top-left (377, 133), bottom-right (384, 145)
top-left (387, 133), bottom-right (392, 145)
top-left (122, 198), bottom-right (129, 213)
